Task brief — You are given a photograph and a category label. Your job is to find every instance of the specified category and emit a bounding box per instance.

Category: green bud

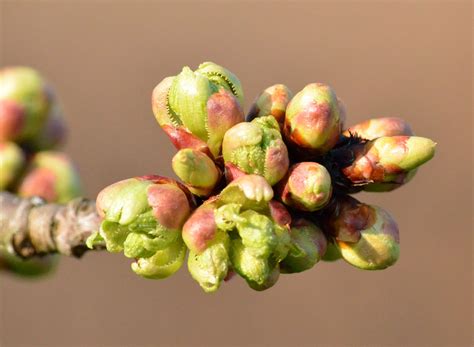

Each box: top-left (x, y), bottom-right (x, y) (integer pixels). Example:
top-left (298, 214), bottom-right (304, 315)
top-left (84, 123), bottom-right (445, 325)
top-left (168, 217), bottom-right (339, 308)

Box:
top-left (152, 62), bottom-right (244, 157)
top-left (342, 136), bottom-right (436, 184)
top-left (93, 175), bottom-right (194, 279)
top-left (187, 231), bottom-right (230, 293)
top-left (337, 205), bottom-right (400, 270)
top-left (278, 162), bottom-right (332, 211)
top-left (325, 196), bottom-right (400, 270)
top-left (284, 83), bottom-right (342, 155)
top-left (0, 141), bottom-right (25, 190)
top-left (0, 67), bottom-right (53, 141)
top-left (246, 84), bottom-right (293, 127)
top-left (280, 219), bottom-right (327, 273)
top-left (17, 151), bottom-right (81, 203)
top-left (222, 116), bottom-right (289, 185)
top-left (343, 117), bottom-right (413, 140)
top-left (172, 148), bottom-right (219, 196)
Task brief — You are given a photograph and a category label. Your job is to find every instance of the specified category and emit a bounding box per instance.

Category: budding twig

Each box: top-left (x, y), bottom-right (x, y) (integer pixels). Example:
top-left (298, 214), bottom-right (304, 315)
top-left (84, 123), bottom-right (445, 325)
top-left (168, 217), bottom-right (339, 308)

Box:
top-left (0, 191), bottom-right (102, 259)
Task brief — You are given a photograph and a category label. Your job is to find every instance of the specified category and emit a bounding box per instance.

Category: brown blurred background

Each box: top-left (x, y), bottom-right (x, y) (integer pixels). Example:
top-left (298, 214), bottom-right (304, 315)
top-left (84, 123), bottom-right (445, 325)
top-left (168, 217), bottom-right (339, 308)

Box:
top-left (0, 1), bottom-right (472, 346)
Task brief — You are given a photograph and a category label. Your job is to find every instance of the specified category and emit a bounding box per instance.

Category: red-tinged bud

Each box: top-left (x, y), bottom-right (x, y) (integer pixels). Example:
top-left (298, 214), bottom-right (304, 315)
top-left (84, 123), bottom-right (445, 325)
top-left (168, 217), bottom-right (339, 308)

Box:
top-left (246, 84), bottom-right (293, 127)
top-left (152, 63), bottom-right (245, 157)
top-left (337, 205), bottom-right (400, 270)
top-left (0, 67), bottom-right (53, 142)
top-left (277, 162), bottom-right (332, 211)
top-left (342, 136), bottom-right (436, 184)
top-left (18, 151), bottom-right (81, 203)
top-left (343, 117), bottom-right (413, 140)
top-left (182, 199), bottom-right (219, 253)
top-left (222, 116), bottom-right (289, 185)
top-left (172, 148), bottom-right (220, 197)
top-left (322, 195), bottom-right (400, 270)
top-left (94, 175), bottom-right (194, 279)
top-left (284, 83), bottom-right (342, 156)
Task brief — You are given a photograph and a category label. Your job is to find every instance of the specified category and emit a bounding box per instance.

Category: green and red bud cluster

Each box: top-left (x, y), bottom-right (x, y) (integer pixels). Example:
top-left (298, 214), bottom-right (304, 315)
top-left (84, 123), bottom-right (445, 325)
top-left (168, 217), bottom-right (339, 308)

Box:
top-left (82, 61), bottom-right (435, 292)
top-left (89, 176), bottom-right (195, 279)
top-left (0, 66), bottom-right (80, 277)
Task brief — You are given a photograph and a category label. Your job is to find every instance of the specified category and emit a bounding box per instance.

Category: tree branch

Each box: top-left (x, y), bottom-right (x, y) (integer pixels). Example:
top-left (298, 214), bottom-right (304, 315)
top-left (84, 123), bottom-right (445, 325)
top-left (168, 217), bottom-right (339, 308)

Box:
top-left (0, 192), bottom-right (103, 258)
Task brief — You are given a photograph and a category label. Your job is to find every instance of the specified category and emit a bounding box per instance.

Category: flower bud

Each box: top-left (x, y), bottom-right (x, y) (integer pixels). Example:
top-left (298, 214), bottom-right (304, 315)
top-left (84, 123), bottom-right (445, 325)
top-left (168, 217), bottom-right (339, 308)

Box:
top-left (152, 62), bottom-right (244, 157)
top-left (0, 67), bottom-right (53, 142)
top-left (182, 199), bottom-right (219, 254)
top-left (342, 136), bottom-right (436, 184)
top-left (343, 117), bottom-right (413, 140)
top-left (280, 219), bottom-right (327, 273)
top-left (0, 141), bottom-right (25, 190)
top-left (337, 205), bottom-right (400, 270)
top-left (246, 84), bottom-right (293, 127)
top-left (284, 83), bottom-right (342, 156)
top-left (187, 231), bottom-right (230, 293)
top-left (172, 148), bottom-right (220, 197)
top-left (17, 151), bottom-right (81, 203)
top-left (222, 116), bottom-right (289, 185)
top-left (93, 175), bottom-right (194, 279)
top-left (323, 196), bottom-right (399, 270)
top-left (278, 162), bottom-right (332, 211)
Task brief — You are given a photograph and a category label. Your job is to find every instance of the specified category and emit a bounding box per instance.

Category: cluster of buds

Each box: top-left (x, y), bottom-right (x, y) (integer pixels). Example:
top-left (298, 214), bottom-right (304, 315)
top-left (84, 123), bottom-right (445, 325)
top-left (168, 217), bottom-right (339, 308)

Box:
top-left (89, 62), bottom-right (435, 292)
top-left (0, 67), bottom-right (81, 277)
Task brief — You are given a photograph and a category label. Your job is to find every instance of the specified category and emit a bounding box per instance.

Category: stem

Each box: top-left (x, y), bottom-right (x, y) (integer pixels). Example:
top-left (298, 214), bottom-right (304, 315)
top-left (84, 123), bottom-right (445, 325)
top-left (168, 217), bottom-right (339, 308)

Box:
top-left (0, 191), bottom-right (103, 259)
